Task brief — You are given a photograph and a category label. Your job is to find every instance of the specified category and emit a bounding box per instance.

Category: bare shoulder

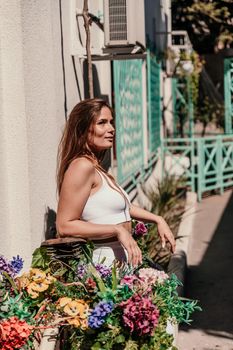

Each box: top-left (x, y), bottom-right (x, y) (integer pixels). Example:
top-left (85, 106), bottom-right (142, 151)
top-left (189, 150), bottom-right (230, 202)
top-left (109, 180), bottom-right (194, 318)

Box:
top-left (64, 158), bottom-right (95, 185)
top-left (68, 157), bottom-right (95, 173)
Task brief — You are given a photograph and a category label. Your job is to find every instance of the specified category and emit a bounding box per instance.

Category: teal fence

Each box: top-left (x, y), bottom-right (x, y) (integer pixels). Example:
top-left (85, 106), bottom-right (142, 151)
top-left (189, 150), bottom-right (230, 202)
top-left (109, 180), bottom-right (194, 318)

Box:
top-left (172, 77), bottom-right (194, 137)
top-left (162, 135), bottom-right (233, 201)
top-left (224, 58), bottom-right (233, 134)
top-left (147, 51), bottom-right (161, 155)
top-left (113, 59), bottom-right (144, 184)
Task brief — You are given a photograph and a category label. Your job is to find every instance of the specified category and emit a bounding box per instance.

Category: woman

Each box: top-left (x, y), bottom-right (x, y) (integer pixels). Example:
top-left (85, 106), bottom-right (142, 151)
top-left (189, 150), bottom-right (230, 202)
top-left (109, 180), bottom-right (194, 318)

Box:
top-left (56, 98), bottom-right (175, 267)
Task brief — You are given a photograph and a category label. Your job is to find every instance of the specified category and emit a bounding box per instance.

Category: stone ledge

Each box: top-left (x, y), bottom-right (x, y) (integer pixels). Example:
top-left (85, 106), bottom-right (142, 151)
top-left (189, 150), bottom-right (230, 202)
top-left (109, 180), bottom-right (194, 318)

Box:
top-left (167, 191), bottom-right (197, 295)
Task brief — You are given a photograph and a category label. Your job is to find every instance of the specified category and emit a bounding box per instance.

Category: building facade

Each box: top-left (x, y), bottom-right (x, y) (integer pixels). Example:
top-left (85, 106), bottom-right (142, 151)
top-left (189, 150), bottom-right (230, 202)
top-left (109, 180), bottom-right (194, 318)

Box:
top-left (0, 0), bottom-right (172, 266)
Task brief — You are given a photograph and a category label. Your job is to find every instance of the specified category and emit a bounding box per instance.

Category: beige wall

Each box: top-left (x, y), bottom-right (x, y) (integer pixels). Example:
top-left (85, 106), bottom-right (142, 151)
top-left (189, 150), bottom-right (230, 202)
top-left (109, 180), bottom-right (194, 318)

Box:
top-left (0, 1), bottom-right (31, 266)
top-left (0, 0), bottom-right (172, 264)
top-left (0, 0), bottom-right (112, 266)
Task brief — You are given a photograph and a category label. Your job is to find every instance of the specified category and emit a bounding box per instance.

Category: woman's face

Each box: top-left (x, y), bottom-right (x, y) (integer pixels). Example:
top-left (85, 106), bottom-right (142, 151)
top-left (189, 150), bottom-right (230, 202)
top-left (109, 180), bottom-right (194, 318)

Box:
top-left (88, 107), bottom-right (115, 151)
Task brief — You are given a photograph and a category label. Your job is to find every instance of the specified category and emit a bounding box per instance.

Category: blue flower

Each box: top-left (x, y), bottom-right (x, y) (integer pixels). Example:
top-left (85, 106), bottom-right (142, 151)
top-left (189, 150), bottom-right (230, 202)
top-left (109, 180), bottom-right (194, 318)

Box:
top-left (88, 301), bottom-right (114, 329)
top-left (9, 255), bottom-right (24, 275)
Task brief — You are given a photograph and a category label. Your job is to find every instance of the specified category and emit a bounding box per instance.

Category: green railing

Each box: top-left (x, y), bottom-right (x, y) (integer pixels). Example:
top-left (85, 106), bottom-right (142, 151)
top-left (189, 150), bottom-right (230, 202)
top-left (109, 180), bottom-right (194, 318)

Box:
top-left (224, 57), bottom-right (233, 134)
top-left (113, 59), bottom-right (145, 184)
top-left (172, 77), bottom-right (194, 137)
top-left (147, 50), bottom-right (161, 155)
top-left (162, 135), bottom-right (233, 201)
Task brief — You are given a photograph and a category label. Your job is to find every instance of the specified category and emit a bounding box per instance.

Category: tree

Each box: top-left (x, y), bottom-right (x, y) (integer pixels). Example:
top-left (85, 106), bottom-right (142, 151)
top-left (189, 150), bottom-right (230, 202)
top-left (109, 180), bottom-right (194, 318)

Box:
top-left (172, 0), bottom-right (233, 54)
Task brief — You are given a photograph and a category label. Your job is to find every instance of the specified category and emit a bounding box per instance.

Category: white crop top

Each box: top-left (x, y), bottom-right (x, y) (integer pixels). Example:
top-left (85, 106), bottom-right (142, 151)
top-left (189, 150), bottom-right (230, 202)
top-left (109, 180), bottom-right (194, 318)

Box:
top-left (81, 170), bottom-right (131, 224)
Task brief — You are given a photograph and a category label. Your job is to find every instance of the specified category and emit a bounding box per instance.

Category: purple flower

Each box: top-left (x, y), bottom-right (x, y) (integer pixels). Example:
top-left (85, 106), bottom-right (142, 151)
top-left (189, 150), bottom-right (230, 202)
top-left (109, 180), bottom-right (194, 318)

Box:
top-left (0, 255), bottom-right (14, 276)
top-left (77, 264), bottom-right (87, 279)
top-left (134, 222), bottom-right (148, 237)
top-left (9, 255), bottom-right (24, 274)
top-left (95, 264), bottom-right (111, 278)
top-left (88, 301), bottom-right (114, 329)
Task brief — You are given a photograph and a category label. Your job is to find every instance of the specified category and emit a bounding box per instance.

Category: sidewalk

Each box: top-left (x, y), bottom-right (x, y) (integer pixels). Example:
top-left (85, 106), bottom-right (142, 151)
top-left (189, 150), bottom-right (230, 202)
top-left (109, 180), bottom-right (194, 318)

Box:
top-left (178, 190), bottom-right (233, 350)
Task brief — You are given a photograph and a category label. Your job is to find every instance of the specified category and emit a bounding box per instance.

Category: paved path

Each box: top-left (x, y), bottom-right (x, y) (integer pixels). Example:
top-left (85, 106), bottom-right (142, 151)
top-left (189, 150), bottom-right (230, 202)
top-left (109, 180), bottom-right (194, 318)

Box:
top-left (178, 190), bottom-right (233, 350)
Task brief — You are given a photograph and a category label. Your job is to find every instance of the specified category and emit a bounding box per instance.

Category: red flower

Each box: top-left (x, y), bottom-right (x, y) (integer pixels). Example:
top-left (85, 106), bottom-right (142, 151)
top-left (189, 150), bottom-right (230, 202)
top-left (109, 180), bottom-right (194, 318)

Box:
top-left (134, 222), bottom-right (148, 237)
top-left (85, 277), bottom-right (97, 292)
top-left (0, 316), bottom-right (32, 350)
top-left (120, 294), bottom-right (159, 335)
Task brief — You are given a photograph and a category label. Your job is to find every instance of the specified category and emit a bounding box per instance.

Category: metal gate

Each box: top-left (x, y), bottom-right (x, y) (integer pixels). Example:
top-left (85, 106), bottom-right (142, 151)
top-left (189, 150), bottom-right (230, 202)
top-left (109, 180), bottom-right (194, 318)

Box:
top-left (162, 135), bottom-right (233, 201)
top-left (113, 59), bottom-right (144, 184)
top-left (147, 50), bottom-right (161, 155)
top-left (224, 58), bottom-right (233, 134)
top-left (172, 76), bottom-right (194, 137)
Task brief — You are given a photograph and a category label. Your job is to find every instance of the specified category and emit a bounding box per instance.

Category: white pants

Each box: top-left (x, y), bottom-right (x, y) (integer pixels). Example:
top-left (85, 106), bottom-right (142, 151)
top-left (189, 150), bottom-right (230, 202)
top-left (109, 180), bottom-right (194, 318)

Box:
top-left (92, 241), bottom-right (128, 267)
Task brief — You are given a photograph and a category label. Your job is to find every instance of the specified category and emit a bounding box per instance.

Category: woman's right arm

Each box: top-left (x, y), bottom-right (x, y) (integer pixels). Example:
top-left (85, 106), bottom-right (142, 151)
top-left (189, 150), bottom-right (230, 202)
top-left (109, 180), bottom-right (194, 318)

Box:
top-left (56, 159), bottom-right (142, 266)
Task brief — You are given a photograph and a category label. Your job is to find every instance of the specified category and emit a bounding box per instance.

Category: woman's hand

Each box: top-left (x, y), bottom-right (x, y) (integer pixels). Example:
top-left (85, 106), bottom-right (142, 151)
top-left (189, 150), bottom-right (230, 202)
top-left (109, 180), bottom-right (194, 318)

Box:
top-left (115, 225), bottom-right (142, 267)
top-left (157, 217), bottom-right (176, 253)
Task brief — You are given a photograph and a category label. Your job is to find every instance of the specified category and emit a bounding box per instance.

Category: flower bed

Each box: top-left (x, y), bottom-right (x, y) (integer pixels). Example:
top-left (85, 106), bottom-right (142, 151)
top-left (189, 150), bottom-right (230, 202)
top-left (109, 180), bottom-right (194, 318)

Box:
top-left (0, 237), bottom-right (200, 350)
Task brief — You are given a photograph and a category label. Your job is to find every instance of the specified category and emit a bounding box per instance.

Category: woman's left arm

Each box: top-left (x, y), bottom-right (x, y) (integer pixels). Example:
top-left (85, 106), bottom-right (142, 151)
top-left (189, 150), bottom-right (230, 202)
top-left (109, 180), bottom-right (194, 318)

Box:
top-left (129, 204), bottom-right (176, 253)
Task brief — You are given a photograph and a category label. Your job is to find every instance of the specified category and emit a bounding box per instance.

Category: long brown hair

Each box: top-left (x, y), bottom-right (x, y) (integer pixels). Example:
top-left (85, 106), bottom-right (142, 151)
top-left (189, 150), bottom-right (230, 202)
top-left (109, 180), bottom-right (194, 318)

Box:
top-left (57, 98), bottom-right (113, 194)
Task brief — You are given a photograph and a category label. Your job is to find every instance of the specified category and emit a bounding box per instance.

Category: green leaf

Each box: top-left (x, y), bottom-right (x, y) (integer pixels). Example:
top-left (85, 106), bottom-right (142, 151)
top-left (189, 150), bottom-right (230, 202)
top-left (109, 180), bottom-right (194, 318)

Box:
top-left (2, 272), bottom-right (18, 294)
top-left (31, 247), bottom-right (50, 268)
top-left (111, 264), bottom-right (117, 291)
top-left (91, 342), bottom-right (105, 350)
top-left (89, 265), bottom-right (106, 293)
top-left (115, 334), bottom-right (125, 344)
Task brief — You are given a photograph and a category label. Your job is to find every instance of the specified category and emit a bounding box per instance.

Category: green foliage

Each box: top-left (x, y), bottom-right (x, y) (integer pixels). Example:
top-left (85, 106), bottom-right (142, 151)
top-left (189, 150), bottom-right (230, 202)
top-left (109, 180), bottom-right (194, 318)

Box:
top-left (195, 96), bottom-right (224, 135)
top-left (0, 294), bottom-right (35, 322)
top-left (172, 0), bottom-right (233, 53)
top-left (155, 274), bottom-right (202, 324)
top-left (31, 247), bottom-right (50, 269)
top-left (140, 174), bottom-right (186, 268)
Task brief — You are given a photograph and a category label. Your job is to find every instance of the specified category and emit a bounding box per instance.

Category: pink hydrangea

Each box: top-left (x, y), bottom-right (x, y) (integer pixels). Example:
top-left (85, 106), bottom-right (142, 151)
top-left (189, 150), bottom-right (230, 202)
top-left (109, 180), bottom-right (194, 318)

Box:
top-left (134, 222), bottom-right (148, 237)
top-left (121, 294), bottom-right (159, 335)
top-left (120, 275), bottom-right (138, 288)
top-left (138, 268), bottom-right (168, 285)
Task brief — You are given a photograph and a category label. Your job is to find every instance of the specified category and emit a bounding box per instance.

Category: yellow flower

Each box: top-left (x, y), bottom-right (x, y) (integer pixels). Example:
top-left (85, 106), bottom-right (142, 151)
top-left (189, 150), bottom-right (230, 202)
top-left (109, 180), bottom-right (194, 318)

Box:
top-left (59, 297), bottom-right (72, 308)
top-left (27, 283), bottom-right (39, 299)
top-left (80, 318), bottom-right (88, 330)
top-left (30, 281), bottom-right (49, 292)
top-left (44, 275), bottom-right (56, 285)
top-left (63, 299), bottom-right (89, 318)
top-left (64, 301), bottom-right (82, 317)
top-left (30, 268), bottom-right (46, 283)
top-left (67, 317), bottom-right (89, 330)
top-left (67, 317), bottom-right (88, 329)
top-left (17, 273), bottom-right (30, 288)
top-left (67, 317), bottom-right (81, 328)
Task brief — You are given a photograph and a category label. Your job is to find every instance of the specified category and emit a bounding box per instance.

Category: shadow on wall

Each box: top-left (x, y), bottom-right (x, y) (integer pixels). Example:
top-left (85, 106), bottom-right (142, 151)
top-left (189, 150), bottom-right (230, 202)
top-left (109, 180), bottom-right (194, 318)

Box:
top-left (83, 61), bottom-right (110, 102)
top-left (44, 207), bottom-right (57, 239)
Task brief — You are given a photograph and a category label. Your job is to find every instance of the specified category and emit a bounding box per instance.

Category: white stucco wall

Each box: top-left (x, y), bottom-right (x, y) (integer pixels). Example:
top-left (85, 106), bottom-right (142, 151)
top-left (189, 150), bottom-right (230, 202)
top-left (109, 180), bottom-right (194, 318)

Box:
top-left (0, 0), bottom-right (112, 263)
top-left (0, 1), bottom-right (31, 266)
top-left (0, 0), bottom-right (172, 264)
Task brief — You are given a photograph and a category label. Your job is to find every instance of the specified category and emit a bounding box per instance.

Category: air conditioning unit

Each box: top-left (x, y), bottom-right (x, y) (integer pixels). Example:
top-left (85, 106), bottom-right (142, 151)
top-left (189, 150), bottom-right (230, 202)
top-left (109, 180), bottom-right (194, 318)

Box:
top-left (104, 0), bottom-right (145, 47)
